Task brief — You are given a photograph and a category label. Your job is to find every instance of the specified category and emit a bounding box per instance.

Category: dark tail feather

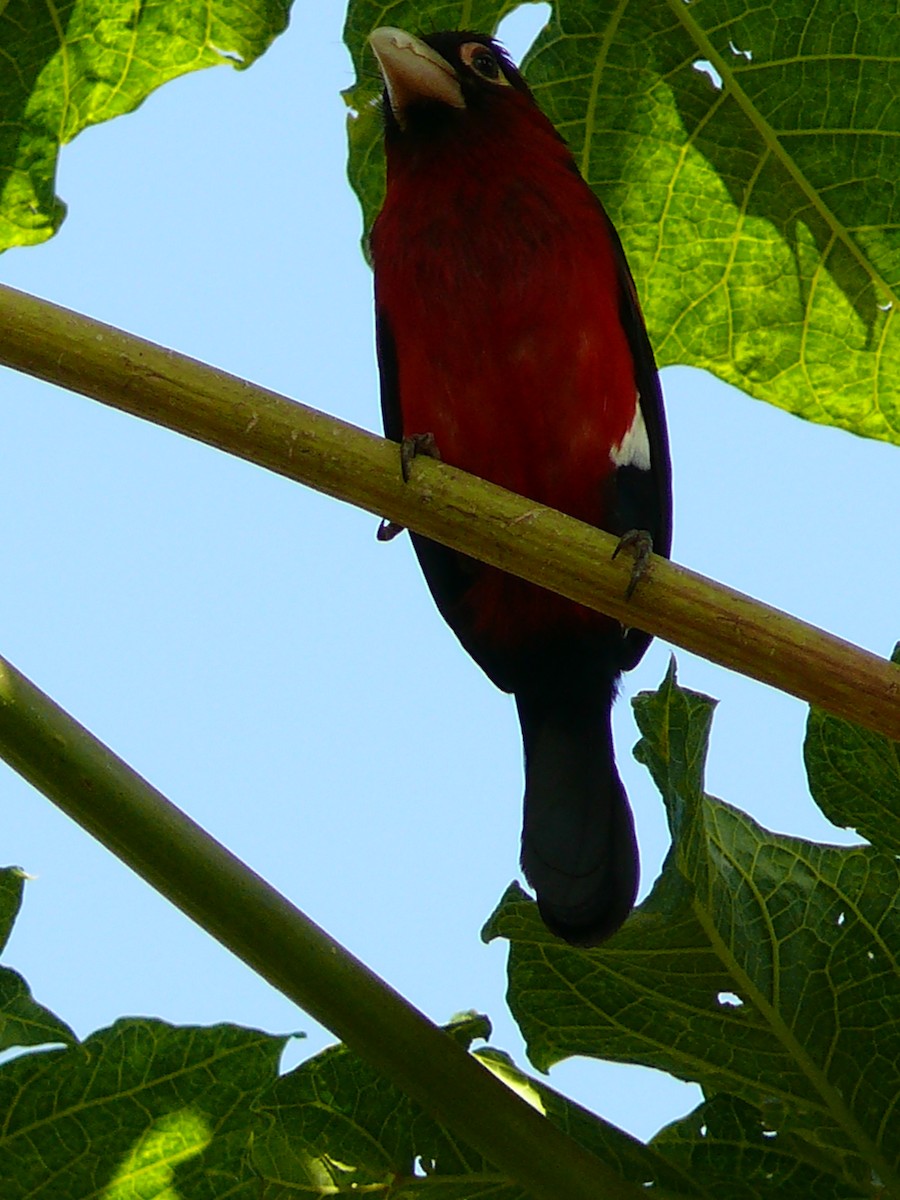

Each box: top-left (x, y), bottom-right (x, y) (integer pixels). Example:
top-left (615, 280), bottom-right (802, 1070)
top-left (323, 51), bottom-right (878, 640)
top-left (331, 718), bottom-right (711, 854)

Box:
top-left (516, 673), bottom-right (638, 947)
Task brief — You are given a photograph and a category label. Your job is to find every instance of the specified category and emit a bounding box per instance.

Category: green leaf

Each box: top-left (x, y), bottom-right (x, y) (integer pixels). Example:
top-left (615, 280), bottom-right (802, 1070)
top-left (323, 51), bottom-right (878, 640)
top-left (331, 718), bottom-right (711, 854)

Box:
top-left (653, 1093), bottom-right (869, 1200)
top-left (0, 1018), bottom-right (286, 1199)
top-left (804, 644), bottom-right (900, 855)
top-left (344, 0), bottom-right (900, 444)
top-left (0, 967), bottom-right (76, 1054)
top-left (484, 664), bottom-right (900, 1197)
top-left (0, 0), bottom-right (290, 252)
top-left (343, 0), bottom-right (517, 264)
top-left (0, 867), bottom-right (76, 1052)
top-left (252, 1013), bottom-right (701, 1197)
top-left (0, 865), bottom-right (26, 952)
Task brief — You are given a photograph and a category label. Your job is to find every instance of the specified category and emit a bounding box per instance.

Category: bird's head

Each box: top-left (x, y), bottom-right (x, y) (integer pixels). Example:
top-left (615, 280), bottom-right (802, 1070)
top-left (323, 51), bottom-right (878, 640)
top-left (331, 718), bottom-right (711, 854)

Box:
top-left (369, 27), bottom-right (536, 143)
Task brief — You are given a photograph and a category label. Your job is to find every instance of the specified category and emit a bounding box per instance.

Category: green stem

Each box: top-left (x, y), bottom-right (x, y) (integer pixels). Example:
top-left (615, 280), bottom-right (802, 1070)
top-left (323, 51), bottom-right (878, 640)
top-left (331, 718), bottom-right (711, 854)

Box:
top-left (0, 651), bottom-right (651, 1200)
top-left (0, 281), bottom-right (897, 742)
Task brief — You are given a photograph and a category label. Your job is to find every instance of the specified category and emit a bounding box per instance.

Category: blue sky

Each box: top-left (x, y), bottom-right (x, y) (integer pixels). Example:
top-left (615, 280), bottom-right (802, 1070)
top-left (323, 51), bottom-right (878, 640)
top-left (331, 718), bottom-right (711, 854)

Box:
top-left (2, 2), bottom-right (897, 1145)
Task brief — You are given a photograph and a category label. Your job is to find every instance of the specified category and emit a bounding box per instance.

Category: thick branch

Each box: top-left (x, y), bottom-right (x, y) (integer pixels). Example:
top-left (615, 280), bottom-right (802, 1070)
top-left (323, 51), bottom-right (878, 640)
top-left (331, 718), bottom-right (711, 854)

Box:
top-left (0, 651), bottom-right (651, 1200)
top-left (0, 282), bottom-right (897, 738)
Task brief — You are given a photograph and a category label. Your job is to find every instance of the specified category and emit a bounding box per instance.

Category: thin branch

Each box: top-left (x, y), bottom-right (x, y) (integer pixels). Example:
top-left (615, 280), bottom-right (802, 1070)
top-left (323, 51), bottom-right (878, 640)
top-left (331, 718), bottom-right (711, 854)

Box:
top-left (0, 281), bottom-right (897, 739)
top-left (0, 651), bottom-right (654, 1200)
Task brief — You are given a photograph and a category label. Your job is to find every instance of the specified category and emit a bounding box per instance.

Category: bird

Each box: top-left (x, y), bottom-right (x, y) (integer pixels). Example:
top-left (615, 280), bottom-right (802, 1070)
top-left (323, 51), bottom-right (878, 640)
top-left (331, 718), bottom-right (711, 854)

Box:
top-left (368, 27), bottom-right (672, 946)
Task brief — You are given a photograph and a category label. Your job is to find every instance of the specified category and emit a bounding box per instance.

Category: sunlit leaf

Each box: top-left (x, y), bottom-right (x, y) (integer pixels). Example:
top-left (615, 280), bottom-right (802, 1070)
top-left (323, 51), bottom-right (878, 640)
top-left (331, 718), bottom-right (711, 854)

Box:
top-left (0, 0), bottom-right (290, 251)
top-left (1, 1019), bottom-right (285, 1199)
top-left (344, 0), bottom-right (900, 444)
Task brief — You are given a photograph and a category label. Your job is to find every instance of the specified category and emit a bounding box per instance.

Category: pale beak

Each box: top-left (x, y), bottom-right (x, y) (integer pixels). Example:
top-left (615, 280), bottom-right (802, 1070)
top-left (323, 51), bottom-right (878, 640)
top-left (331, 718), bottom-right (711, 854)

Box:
top-left (369, 27), bottom-right (465, 124)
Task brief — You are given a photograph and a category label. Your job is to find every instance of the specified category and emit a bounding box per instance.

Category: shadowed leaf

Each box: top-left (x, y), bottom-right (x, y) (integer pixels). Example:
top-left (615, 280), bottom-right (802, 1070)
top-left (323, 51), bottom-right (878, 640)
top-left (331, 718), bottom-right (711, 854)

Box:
top-left (485, 663), bottom-right (900, 1198)
top-left (804, 644), bottom-right (900, 855)
top-left (0, 867), bottom-right (75, 1052)
top-left (0, 866), bottom-right (25, 952)
top-left (252, 1013), bottom-right (702, 1197)
top-left (653, 1093), bottom-right (872, 1200)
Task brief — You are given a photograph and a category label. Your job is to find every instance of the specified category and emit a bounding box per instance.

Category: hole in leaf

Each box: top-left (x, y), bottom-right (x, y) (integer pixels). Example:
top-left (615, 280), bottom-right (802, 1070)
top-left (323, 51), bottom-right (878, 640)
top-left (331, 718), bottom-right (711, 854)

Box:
top-left (728, 40), bottom-right (753, 60)
top-left (496, 3), bottom-right (552, 63)
top-left (717, 990), bottom-right (743, 1007)
top-left (878, 302), bottom-right (893, 312)
top-left (762, 1129), bottom-right (777, 1139)
top-left (699, 1124), bottom-right (708, 1137)
top-left (868, 951), bottom-right (875, 961)
top-left (209, 44), bottom-right (245, 65)
top-left (693, 60), bottom-right (723, 89)
top-left (837, 911), bottom-right (846, 926)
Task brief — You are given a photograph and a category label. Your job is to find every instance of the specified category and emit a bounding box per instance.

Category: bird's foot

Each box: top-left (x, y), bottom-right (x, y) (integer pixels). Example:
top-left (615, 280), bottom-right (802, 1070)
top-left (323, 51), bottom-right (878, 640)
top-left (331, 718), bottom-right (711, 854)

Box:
top-left (612, 529), bottom-right (654, 600)
top-left (376, 433), bottom-right (442, 541)
top-left (400, 431), bottom-right (441, 482)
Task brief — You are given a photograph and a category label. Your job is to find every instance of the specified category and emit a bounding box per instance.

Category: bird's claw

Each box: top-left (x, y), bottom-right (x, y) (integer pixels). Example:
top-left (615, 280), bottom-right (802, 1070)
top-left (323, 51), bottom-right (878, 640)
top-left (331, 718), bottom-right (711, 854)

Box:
top-left (376, 519), bottom-right (405, 541)
top-left (376, 433), bottom-right (442, 541)
top-left (612, 529), bottom-right (654, 600)
top-left (400, 432), bottom-right (441, 483)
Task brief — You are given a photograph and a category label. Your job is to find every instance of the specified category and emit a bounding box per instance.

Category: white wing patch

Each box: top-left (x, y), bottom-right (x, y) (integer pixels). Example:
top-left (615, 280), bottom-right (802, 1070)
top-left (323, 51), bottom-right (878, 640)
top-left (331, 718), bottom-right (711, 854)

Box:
top-left (610, 396), bottom-right (651, 470)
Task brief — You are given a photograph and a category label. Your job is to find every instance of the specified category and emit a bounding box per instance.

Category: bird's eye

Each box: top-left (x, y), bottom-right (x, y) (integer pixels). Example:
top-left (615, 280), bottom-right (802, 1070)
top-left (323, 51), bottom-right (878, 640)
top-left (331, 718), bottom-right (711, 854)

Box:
top-left (472, 49), bottom-right (499, 78)
top-left (459, 41), bottom-right (509, 84)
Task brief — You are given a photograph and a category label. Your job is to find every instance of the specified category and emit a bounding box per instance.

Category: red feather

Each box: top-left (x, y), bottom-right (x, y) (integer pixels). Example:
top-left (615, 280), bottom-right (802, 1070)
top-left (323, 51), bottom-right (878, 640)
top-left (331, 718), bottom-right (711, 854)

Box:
top-left (372, 74), bottom-right (643, 636)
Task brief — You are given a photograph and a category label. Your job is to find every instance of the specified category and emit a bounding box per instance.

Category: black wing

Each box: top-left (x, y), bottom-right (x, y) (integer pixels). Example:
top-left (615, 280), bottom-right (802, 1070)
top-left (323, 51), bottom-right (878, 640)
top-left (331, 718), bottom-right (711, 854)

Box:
top-left (600, 211), bottom-right (673, 673)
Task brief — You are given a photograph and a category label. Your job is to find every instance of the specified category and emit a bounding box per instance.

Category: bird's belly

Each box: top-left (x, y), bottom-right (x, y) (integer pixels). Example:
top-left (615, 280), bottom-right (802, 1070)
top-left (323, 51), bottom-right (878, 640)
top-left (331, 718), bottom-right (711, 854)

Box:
top-left (399, 334), bottom-right (629, 522)
top-left (378, 189), bottom-right (641, 649)
top-left (398, 331), bottom-right (633, 646)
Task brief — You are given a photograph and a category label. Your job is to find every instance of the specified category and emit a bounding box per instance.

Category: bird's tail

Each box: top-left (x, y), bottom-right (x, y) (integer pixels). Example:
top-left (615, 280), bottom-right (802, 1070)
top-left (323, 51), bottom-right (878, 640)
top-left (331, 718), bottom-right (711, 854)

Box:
top-left (516, 670), bottom-right (638, 947)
